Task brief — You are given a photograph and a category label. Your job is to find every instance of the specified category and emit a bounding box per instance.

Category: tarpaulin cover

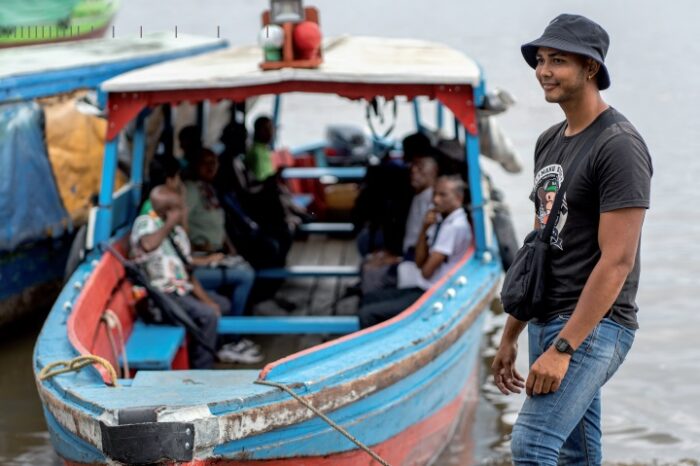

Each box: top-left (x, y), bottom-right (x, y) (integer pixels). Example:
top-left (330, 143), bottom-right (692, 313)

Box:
top-left (0, 0), bottom-right (80, 27)
top-left (0, 102), bottom-right (69, 251)
top-left (43, 94), bottom-right (126, 225)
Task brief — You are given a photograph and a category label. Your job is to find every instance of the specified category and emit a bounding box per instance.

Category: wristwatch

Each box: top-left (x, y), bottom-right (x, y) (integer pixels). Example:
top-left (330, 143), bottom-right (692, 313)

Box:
top-left (553, 337), bottom-right (575, 356)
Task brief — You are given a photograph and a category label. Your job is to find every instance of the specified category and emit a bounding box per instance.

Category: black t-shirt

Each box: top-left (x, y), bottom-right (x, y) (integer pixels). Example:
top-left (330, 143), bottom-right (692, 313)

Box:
top-left (531, 107), bottom-right (653, 329)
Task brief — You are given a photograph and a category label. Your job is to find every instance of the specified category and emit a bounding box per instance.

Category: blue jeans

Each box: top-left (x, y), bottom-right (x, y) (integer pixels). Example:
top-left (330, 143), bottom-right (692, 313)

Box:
top-left (193, 263), bottom-right (255, 315)
top-left (511, 315), bottom-right (635, 465)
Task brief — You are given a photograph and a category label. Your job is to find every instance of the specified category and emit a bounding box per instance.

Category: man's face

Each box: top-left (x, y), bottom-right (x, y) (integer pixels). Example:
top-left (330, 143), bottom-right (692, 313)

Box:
top-left (410, 156), bottom-right (437, 192)
top-left (535, 47), bottom-right (588, 103)
top-left (196, 153), bottom-right (219, 183)
top-left (432, 179), bottom-right (463, 215)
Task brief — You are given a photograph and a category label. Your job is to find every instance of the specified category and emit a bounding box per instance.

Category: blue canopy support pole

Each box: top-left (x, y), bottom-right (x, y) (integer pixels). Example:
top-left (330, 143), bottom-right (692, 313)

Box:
top-left (453, 116), bottom-right (461, 142)
top-left (130, 110), bottom-right (148, 210)
top-left (465, 126), bottom-right (487, 257)
top-left (94, 139), bottom-right (119, 244)
top-left (97, 90), bottom-right (108, 110)
top-left (412, 98), bottom-right (423, 132)
top-left (272, 94), bottom-right (282, 149)
top-left (436, 102), bottom-right (444, 131)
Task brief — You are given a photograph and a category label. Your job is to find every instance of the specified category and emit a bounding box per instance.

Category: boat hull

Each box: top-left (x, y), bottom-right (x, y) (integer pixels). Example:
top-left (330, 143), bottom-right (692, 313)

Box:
top-left (0, 235), bottom-right (72, 327)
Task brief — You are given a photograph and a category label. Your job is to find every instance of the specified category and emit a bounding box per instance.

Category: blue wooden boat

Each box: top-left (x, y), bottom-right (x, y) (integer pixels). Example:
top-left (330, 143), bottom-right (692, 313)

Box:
top-left (0, 33), bottom-right (227, 327)
top-left (33, 31), bottom-right (512, 465)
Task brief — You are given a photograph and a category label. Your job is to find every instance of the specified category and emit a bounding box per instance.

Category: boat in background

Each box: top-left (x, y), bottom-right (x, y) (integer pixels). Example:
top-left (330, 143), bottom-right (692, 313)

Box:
top-left (0, 0), bottom-right (120, 48)
top-left (0, 33), bottom-right (227, 328)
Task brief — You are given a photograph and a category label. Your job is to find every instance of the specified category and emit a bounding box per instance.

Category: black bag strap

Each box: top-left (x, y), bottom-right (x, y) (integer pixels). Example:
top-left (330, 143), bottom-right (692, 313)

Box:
top-left (540, 110), bottom-right (618, 242)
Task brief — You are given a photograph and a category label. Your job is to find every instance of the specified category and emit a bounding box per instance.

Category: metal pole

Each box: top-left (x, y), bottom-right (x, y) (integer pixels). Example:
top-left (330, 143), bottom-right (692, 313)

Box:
top-left (94, 139), bottom-right (119, 244)
top-left (436, 102), bottom-right (444, 131)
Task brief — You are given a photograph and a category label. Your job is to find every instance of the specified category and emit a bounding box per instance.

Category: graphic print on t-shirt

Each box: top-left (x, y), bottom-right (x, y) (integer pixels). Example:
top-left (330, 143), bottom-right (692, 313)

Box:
top-left (534, 164), bottom-right (567, 250)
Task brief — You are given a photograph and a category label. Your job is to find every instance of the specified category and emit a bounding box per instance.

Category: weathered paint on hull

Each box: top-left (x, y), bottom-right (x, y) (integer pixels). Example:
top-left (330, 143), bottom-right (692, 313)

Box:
top-left (60, 373), bottom-right (478, 466)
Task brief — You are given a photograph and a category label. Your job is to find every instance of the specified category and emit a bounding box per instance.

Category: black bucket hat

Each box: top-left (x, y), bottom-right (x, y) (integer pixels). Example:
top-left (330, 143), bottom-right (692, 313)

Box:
top-left (521, 14), bottom-right (611, 90)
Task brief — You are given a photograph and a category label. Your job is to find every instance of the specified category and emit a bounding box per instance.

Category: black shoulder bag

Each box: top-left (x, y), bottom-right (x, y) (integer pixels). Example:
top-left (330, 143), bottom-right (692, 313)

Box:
top-left (500, 111), bottom-right (617, 321)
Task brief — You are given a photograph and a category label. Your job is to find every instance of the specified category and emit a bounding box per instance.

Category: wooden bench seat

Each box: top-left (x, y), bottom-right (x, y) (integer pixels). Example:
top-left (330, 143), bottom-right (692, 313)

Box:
top-left (256, 265), bottom-right (360, 279)
top-left (218, 316), bottom-right (360, 335)
top-left (120, 321), bottom-right (186, 371)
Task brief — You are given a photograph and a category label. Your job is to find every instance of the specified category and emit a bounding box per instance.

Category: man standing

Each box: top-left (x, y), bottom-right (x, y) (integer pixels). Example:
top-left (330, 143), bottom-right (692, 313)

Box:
top-left (492, 14), bottom-right (653, 465)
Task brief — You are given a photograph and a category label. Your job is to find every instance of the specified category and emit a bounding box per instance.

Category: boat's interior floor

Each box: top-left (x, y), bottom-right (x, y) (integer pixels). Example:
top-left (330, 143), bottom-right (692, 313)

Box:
top-left (220, 234), bottom-right (360, 369)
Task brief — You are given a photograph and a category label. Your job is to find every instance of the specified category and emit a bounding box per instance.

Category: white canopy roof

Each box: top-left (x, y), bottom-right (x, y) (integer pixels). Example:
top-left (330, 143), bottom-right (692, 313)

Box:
top-left (102, 36), bottom-right (482, 93)
top-left (0, 32), bottom-right (226, 81)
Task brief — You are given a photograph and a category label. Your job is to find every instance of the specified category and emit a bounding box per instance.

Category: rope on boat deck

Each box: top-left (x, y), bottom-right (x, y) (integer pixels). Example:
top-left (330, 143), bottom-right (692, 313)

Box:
top-left (101, 309), bottom-right (129, 378)
top-left (39, 355), bottom-right (120, 387)
top-left (254, 379), bottom-right (391, 466)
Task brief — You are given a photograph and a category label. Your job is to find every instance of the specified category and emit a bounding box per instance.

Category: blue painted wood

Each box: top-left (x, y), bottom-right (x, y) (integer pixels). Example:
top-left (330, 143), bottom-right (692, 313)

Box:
top-left (256, 265), bottom-right (360, 279)
top-left (110, 184), bottom-right (135, 236)
top-left (272, 95), bottom-right (281, 149)
top-left (413, 98), bottom-right (423, 132)
top-left (298, 222), bottom-right (354, 234)
top-left (465, 129), bottom-right (487, 255)
top-left (214, 312), bottom-right (485, 458)
top-left (43, 406), bottom-right (107, 464)
top-left (218, 316), bottom-right (360, 335)
top-left (121, 322), bottom-right (185, 370)
top-left (436, 101), bottom-right (444, 130)
top-left (262, 257), bottom-right (497, 384)
top-left (0, 41), bottom-right (227, 103)
top-left (94, 140), bottom-right (119, 245)
top-left (130, 111), bottom-right (148, 208)
top-left (281, 167), bottom-right (365, 180)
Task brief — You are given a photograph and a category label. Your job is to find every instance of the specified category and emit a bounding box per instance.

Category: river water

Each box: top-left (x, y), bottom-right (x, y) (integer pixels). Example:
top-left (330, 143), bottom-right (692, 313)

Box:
top-left (2, 0), bottom-right (699, 464)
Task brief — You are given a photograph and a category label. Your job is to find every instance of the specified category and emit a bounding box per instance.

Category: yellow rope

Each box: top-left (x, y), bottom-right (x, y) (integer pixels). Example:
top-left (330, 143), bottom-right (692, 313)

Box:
top-left (101, 309), bottom-right (129, 378)
top-left (39, 355), bottom-right (120, 387)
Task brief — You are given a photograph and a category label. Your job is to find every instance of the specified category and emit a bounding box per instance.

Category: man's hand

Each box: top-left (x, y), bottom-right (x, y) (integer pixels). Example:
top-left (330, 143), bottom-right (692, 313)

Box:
top-left (492, 342), bottom-right (526, 395)
top-left (205, 252), bottom-right (226, 266)
top-left (423, 209), bottom-right (438, 229)
top-left (165, 205), bottom-right (184, 227)
top-left (203, 298), bottom-right (221, 316)
top-left (525, 346), bottom-right (571, 396)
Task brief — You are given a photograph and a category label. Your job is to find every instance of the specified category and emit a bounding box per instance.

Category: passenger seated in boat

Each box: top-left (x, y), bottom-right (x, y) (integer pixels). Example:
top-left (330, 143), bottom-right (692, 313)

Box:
top-left (130, 186), bottom-right (227, 369)
top-left (140, 155), bottom-right (187, 226)
top-left (358, 175), bottom-right (472, 328)
top-left (245, 115), bottom-right (275, 182)
top-left (216, 120), bottom-right (294, 270)
top-left (353, 133), bottom-right (421, 257)
top-left (359, 153), bottom-right (439, 295)
top-left (178, 125), bottom-right (204, 173)
top-left (184, 149), bottom-right (258, 322)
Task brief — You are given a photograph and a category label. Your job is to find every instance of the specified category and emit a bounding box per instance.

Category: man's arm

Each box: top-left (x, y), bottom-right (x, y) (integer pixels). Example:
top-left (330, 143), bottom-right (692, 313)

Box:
top-left (139, 209), bottom-right (181, 253)
top-left (525, 207), bottom-right (646, 396)
top-left (415, 210), bottom-right (438, 267)
top-left (492, 315), bottom-right (528, 394)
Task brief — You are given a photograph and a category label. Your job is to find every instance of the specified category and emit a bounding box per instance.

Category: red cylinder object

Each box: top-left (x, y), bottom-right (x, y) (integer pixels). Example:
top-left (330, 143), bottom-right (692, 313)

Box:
top-left (293, 21), bottom-right (321, 60)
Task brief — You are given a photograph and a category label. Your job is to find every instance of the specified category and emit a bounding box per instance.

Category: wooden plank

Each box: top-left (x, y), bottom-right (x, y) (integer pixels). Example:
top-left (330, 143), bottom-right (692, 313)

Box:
top-left (298, 223), bottom-right (354, 234)
top-left (218, 316), bottom-right (360, 334)
top-left (256, 265), bottom-right (359, 279)
top-left (121, 322), bottom-right (185, 370)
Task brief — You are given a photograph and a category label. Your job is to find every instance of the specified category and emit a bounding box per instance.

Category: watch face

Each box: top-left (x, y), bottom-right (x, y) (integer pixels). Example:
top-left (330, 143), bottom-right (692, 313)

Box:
top-left (555, 338), bottom-right (573, 354)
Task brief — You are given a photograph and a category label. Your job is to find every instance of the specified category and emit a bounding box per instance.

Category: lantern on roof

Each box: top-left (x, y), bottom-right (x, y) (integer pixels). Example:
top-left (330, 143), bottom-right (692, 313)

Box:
top-left (259, 0), bottom-right (323, 70)
top-left (270, 0), bottom-right (304, 24)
